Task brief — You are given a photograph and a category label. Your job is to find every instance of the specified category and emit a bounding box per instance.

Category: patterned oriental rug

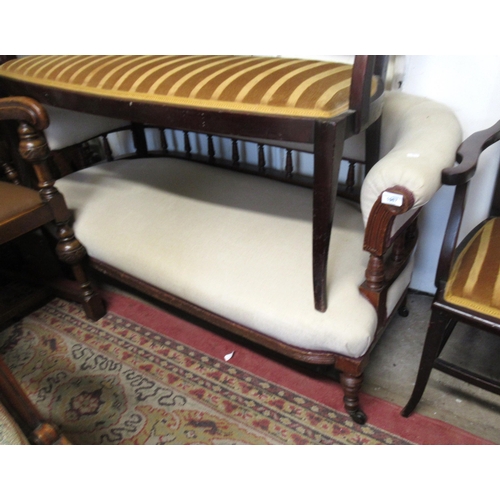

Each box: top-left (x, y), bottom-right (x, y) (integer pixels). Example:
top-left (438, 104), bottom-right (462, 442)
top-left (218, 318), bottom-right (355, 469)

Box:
top-left (0, 290), bottom-right (492, 445)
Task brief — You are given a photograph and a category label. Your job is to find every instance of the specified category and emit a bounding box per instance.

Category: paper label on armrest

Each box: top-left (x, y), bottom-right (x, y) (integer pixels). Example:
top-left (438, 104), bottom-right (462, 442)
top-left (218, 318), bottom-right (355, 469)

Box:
top-left (382, 191), bottom-right (404, 207)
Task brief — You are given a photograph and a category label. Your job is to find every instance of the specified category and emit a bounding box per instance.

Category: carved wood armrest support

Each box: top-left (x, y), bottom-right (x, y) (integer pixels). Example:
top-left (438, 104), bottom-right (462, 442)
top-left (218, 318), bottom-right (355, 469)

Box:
top-left (363, 185), bottom-right (416, 257)
top-left (361, 186), bottom-right (417, 318)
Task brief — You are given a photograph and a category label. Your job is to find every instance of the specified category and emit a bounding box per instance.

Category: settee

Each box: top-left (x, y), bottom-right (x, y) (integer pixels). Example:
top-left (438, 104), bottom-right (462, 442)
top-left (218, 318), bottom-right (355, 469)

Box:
top-left (0, 56), bottom-right (462, 422)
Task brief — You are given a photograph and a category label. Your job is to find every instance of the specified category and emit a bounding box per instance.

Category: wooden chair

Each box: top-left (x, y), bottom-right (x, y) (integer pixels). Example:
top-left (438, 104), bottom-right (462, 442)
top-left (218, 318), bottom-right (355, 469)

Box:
top-left (0, 96), bottom-right (105, 322)
top-left (0, 96), bottom-right (108, 444)
top-left (401, 120), bottom-right (500, 417)
top-left (0, 58), bottom-right (464, 423)
top-left (0, 55), bottom-right (388, 313)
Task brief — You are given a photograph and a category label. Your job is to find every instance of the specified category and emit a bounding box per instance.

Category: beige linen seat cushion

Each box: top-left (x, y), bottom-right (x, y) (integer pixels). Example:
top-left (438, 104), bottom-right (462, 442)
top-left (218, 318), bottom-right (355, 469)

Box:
top-left (56, 158), bottom-right (412, 358)
top-left (50, 91), bottom-right (462, 359)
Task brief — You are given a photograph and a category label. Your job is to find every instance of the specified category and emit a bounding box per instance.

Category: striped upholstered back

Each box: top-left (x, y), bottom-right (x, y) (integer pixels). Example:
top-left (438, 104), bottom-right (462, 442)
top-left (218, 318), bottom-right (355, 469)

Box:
top-left (445, 218), bottom-right (500, 319)
top-left (0, 56), bottom-right (378, 119)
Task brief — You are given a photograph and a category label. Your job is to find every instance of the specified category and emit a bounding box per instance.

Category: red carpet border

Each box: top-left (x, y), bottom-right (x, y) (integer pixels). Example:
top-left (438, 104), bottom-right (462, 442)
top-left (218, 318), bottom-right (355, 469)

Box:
top-left (0, 291), bottom-right (492, 445)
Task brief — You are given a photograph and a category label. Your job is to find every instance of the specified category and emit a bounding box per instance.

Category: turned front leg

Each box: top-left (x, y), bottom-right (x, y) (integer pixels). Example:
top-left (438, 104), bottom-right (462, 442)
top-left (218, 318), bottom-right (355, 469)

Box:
top-left (55, 223), bottom-right (105, 321)
top-left (339, 372), bottom-right (367, 424)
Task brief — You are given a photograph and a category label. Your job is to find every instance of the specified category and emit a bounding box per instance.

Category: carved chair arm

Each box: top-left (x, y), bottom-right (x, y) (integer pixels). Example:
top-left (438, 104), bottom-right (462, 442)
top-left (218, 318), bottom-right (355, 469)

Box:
top-left (361, 185), bottom-right (418, 314)
top-left (0, 96), bottom-right (49, 131)
top-left (442, 119), bottom-right (500, 186)
top-left (363, 185), bottom-right (416, 257)
top-left (0, 96), bottom-right (70, 222)
top-left (360, 185), bottom-right (419, 321)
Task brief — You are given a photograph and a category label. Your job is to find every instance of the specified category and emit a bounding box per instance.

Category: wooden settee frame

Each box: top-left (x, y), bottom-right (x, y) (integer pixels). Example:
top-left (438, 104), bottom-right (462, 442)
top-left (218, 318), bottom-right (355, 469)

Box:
top-left (0, 55), bottom-right (452, 424)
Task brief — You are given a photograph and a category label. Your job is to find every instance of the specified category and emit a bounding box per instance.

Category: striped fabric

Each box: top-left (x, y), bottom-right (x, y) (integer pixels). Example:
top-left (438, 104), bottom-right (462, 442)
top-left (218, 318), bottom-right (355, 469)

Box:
top-left (445, 218), bottom-right (500, 319)
top-left (0, 55), bottom-right (377, 119)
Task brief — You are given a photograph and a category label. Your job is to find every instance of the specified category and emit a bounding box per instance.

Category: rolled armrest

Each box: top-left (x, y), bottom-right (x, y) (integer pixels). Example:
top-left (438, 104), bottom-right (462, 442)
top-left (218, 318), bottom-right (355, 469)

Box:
top-left (361, 91), bottom-right (462, 227)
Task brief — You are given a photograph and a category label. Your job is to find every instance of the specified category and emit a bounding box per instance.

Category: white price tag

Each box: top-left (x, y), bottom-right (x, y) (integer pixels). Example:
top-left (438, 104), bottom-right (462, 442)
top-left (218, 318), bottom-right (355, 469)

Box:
top-left (224, 351), bottom-right (235, 361)
top-left (382, 191), bottom-right (404, 207)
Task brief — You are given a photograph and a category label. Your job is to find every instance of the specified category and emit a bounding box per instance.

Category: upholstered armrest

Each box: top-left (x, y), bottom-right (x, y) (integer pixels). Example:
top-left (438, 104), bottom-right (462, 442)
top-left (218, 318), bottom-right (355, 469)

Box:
top-left (360, 92), bottom-right (462, 254)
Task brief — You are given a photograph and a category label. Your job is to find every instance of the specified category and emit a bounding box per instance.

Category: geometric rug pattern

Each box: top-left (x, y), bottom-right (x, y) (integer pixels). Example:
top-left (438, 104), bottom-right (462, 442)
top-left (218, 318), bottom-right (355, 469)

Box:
top-left (0, 293), bottom-right (493, 445)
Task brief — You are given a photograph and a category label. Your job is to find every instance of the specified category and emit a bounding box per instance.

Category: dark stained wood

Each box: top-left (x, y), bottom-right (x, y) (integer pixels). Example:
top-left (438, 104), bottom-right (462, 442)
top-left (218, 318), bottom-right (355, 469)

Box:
top-left (258, 143), bottom-right (265, 173)
top-left (131, 122), bottom-right (147, 157)
top-left (312, 118), bottom-right (348, 312)
top-left (443, 119), bottom-right (500, 185)
top-left (160, 128), bottom-right (169, 154)
top-left (349, 56), bottom-right (376, 134)
top-left (0, 350), bottom-right (70, 444)
top-left (231, 139), bottom-right (239, 167)
top-left (285, 149), bottom-right (293, 179)
top-left (0, 56), bottom-right (387, 314)
top-left (402, 120), bottom-right (500, 417)
top-left (0, 96), bottom-right (105, 321)
top-left (362, 185), bottom-right (416, 256)
top-left (361, 185), bottom-right (419, 323)
top-left (207, 134), bottom-right (215, 164)
top-left (339, 372), bottom-right (366, 424)
top-left (0, 57), bottom-right (410, 423)
top-left (183, 131), bottom-right (192, 158)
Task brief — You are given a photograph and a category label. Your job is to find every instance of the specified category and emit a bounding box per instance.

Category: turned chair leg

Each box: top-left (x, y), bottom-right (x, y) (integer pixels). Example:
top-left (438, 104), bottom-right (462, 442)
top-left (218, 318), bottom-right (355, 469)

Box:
top-left (15, 118), bottom-right (105, 321)
top-left (401, 309), bottom-right (452, 417)
top-left (0, 356), bottom-right (71, 444)
top-left (55, 222), bottom-right (106, 321)
top-left (340, 372), bottom-right (366, 424)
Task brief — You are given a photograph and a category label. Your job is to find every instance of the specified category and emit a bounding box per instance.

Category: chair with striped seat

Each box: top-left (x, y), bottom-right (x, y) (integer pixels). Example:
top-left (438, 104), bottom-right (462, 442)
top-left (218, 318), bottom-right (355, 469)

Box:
top-left (0, 58), bottom-right (466, 423)
top-left (402, 120), bottom-right (500, 417)
top-left (0, 55), bottom-right (388, 313)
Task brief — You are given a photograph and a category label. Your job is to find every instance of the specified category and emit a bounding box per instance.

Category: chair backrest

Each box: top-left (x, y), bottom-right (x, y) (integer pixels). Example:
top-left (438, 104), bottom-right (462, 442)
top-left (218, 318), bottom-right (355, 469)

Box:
top-left (436, 120), bottom-right (500, 288)
top-left (350, 55), bottom-right (388, 134)
top-left (488, 154), bottom-right (500, 217)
